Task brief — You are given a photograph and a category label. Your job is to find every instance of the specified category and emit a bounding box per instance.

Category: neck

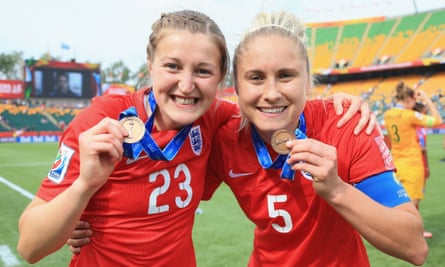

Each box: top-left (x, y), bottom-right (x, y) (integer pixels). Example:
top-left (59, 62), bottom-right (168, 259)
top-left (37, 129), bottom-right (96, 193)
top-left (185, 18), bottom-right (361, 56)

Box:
top-left (153, 111), bottom-right (184, 131)
top-left (146, 91), bottom-right (183, 131)
top-left (396, 101), bottom-right (406, 108)
top-left (256, 129), bottom-right (275, 145)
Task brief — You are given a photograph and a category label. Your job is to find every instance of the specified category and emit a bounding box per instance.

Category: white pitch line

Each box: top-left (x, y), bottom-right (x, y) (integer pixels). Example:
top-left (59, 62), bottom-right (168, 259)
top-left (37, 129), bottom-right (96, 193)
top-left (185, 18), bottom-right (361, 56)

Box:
top-left (0, 176), bottom-right (34, 200)
top-left (0, 176), bottom-right (35, 266)
top-left (0, 245), bottom-right (20, 267)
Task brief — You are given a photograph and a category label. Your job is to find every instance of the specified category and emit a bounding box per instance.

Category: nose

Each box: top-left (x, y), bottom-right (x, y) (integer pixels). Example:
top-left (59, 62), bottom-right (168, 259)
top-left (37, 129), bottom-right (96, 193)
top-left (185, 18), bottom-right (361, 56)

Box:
top-left (178, 72), bottom-right (195, 94)
top-left (263, 80), bottom-right (281, 101)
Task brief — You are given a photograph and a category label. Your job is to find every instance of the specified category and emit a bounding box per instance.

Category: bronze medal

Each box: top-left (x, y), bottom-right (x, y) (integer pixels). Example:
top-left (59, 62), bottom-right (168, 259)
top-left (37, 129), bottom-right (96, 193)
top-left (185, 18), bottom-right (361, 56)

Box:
top-left (271, 129), bottom-right (295, 154)
top-left (120, 116), bottom-right (145, 144)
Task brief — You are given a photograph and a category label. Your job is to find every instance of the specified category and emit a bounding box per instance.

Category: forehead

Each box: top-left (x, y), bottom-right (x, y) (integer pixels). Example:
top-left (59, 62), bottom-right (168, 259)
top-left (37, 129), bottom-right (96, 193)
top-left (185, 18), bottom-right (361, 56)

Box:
top-left (155, 29), bottom-right (221, 60)
top-left (240, 34), bottom-right (305, 68)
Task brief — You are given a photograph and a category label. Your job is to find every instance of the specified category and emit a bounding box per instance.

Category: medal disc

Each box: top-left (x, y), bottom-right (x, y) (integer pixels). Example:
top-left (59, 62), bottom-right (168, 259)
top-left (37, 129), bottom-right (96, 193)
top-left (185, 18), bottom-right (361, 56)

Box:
top-left (120, 116), bottom-right (145, 144)
top-left (271, 129), bottom-right (295, 154)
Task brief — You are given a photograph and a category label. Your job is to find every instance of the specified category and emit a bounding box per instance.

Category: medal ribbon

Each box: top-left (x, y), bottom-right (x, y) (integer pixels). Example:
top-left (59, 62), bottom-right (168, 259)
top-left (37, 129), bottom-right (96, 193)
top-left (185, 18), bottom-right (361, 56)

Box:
top-left (120, 91), bottom-right (193, 161)
top-left (252, 113), bottom-right (309, 180)
top-left (251, 127), bottom-right (288, 169)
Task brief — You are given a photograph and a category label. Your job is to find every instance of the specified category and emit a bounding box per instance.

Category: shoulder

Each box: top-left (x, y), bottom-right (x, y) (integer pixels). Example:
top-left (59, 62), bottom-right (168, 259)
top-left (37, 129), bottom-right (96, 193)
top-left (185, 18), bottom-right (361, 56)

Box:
top-left (87, 89), bottom-right (147, 117)
top-left (304, 100), bottom-right (361, 137)
top-left (92, 89), bottom-right (143, 109)
top-left (67, 90), bottom-right (145, 134)
top-left (304, 99), bottom-right (327, 112)
top-left (208, 97), bottom-right (239, 114)
top-left (200, 98), bottom-right (239, 128)
top-left (214, 115), bottom-right (242, 144)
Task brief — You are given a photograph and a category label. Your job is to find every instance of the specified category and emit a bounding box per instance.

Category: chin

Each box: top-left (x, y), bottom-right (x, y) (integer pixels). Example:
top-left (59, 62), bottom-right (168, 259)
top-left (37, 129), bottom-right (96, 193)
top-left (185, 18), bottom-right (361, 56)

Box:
top-left (255, 119), bottom-right (286, 130)
top-left (175, 113), bottom-right (202, 126)
top-left (254, 124), bottom-right (281, 134)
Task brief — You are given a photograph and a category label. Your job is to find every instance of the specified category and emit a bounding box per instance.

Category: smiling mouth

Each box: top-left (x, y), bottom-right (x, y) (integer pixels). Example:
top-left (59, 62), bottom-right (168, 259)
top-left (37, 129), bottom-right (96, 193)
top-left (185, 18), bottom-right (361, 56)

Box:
top-left (172, 95), bottom-right (198, 105)
top-left (258, 106), bottom-right (286, 114)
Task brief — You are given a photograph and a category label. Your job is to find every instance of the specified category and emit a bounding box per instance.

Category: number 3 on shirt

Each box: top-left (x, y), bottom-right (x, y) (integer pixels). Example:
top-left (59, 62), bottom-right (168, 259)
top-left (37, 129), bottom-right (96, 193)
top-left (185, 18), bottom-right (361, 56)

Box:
top-left (389, 124), bottom-right (400, 143)
top-left (148, 163), bottom-right (193, 214)
top-left (267, 194), bottom-right (293, 233)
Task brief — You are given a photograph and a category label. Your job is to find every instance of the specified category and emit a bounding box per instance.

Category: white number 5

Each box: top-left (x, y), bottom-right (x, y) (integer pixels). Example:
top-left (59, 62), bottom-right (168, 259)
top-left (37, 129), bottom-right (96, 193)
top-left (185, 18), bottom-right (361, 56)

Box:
top-left (267, 194), bottom-right (293, 233)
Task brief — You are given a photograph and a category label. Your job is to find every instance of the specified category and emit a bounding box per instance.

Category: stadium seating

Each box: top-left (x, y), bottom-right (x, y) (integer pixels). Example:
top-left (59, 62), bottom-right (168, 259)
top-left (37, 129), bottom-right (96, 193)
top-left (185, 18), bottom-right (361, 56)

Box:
top-left (307, 9), bottom-right (445, 72)
top-left (304, 8), bottom-right (445, 120)
top-left (310, 25), bottom-right (340, 70)
top-left (421, 72), bottom-right (445, 97)
top-left (395, 10), bottom-right (445, 63)
top-left (333, 22), bottom-right (368, 67)
top-left (378, 12), bottom-right (428, 64)
top-left (0, 104), bottom-right (79, 132)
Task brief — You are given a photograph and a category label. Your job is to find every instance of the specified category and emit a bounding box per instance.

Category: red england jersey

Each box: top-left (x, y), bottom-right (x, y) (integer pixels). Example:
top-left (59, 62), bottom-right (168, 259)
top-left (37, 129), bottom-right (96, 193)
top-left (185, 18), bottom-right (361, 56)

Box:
top-left (37, 88), bottom-right (237, 266)
top-left (204, 100), bottom-right (394, 267)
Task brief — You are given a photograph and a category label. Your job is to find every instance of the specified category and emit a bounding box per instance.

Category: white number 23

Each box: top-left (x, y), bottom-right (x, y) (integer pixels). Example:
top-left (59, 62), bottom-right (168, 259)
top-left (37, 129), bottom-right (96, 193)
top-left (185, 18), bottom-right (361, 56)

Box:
top-left (148, 163), bottom-right (193, 214)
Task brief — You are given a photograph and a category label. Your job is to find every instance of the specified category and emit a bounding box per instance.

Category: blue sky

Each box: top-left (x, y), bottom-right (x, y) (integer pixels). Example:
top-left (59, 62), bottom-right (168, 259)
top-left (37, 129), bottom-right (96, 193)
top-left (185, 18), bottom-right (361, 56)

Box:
top-left (1, 0), bottom-right (443, 72)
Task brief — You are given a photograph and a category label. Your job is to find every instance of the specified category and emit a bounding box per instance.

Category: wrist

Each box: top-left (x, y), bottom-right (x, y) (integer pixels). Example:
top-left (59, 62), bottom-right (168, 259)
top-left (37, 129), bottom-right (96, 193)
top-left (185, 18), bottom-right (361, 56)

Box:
top-left (71, 178), bottom-right (100, 199)
top-left (325, 181), bottom-right (352, 206)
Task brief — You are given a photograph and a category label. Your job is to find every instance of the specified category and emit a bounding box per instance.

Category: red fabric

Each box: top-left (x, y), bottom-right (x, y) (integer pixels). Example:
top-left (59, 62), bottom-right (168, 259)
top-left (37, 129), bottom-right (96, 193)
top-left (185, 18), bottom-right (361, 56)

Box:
top-left (37, 89), bottom-right (238, 266)
top-left (204, 100), bottom-right (394, 266)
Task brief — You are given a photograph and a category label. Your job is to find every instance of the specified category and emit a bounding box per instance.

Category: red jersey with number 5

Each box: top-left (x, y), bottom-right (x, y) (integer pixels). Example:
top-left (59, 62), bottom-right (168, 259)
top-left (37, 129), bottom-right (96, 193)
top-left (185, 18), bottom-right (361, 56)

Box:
top-left (204, 100), bottom-right (394, 267)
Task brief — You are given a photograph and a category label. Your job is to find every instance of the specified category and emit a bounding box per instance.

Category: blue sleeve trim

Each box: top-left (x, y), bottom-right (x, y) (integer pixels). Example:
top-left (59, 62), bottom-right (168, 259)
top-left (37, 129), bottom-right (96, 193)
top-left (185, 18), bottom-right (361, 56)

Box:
top-left (354, 171), bottom-right (411, 207)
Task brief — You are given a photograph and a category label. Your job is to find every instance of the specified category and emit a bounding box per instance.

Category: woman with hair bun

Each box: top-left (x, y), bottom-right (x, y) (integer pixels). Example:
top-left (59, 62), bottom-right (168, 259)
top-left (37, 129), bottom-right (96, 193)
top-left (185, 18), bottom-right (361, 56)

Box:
top-left (384, 81), bottom-right (442, 239)
top-left (203, 12), bottom-right (428, 266)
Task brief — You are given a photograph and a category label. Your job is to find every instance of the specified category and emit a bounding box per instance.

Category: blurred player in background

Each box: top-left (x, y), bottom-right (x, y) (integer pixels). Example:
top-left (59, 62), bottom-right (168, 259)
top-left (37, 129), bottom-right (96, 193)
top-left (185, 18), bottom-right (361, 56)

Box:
top-left (384, 82), bottom-right (443, 239)
top-left (413, 102), bottom-right (430, 182)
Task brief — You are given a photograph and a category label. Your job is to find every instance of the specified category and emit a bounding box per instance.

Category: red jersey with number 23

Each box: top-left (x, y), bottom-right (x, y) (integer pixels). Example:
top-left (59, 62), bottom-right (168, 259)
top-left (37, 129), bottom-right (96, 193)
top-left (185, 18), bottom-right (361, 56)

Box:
top-left (37, 88), bottom-right (237, 267)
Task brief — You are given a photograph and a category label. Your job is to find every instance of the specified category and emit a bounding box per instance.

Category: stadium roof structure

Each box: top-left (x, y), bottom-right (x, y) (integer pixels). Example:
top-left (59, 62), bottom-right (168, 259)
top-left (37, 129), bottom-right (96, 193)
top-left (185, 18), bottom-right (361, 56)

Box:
top-left (305, 8), bottom-right (445, 75)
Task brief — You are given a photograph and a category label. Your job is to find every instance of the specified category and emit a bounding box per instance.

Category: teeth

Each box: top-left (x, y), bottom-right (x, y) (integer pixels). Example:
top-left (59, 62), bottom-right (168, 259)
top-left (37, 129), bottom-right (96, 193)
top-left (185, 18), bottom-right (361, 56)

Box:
top-left (174, 96), bottom-right (195, 105)
top-left (261, 107), bottom-right (285, 114)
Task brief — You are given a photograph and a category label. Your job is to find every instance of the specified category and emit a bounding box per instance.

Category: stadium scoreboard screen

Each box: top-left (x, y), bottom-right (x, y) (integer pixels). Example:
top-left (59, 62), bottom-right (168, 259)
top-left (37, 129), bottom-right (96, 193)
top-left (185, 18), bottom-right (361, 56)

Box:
top-left (24, 59), bottom-right (102, 99)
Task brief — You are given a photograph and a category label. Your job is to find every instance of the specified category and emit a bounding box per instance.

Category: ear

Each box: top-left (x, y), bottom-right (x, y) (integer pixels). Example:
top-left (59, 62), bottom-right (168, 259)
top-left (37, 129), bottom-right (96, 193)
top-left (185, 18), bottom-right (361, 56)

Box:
top-left (305, 76), bottom-right (312, 95)
top-left (147, 58), bottom-right (153, 73)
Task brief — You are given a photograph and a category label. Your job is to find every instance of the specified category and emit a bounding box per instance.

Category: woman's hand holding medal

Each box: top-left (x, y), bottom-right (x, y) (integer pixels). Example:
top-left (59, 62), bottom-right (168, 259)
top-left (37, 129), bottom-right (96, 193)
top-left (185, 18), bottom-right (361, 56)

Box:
top-left (273, 129), bottom-right (345, 199)
top-left (77, 118), bottom-right (128, 194)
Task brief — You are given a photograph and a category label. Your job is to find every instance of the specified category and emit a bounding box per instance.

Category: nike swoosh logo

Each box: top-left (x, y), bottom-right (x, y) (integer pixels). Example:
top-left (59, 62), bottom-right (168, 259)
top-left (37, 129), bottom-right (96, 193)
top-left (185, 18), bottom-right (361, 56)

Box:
top-left (229, 169), bottom-right (254, 178)
top-left (126, 155), bottom-right (149, 164)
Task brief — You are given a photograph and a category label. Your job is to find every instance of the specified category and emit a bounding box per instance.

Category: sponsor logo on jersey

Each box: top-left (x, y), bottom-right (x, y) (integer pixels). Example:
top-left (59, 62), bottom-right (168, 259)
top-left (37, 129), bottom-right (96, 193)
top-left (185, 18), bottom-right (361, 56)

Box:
top-left (228, 169), bottom-right (254, 178)
top-left (374, 136), bottom-right (395, 170)
top-left (48, 143), bottom-right (75, 184)
top-left (189, 125), bottom-right (202, 156)
top-left (126, 153), bottom-right (149, 164)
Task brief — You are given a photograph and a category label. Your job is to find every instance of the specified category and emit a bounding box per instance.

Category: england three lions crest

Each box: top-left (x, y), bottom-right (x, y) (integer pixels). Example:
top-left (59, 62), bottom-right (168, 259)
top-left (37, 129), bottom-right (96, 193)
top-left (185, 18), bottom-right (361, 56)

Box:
top-left (189, 126), bottom-right (202, 156)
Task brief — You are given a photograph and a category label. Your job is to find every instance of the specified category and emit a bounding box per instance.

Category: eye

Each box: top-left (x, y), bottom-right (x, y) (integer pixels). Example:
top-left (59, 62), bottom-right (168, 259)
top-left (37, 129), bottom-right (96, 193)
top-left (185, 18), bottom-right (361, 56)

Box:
top-left (164, 62), bottom-right (180, 71)
top-left (196, 68), bottom-right (212, 76)
top-left (244, 72), bottom-right (265, 85)
top-left (278, 71), bottom-right (294, 79)
top-left (248, 72), bottom-right (264, 81)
